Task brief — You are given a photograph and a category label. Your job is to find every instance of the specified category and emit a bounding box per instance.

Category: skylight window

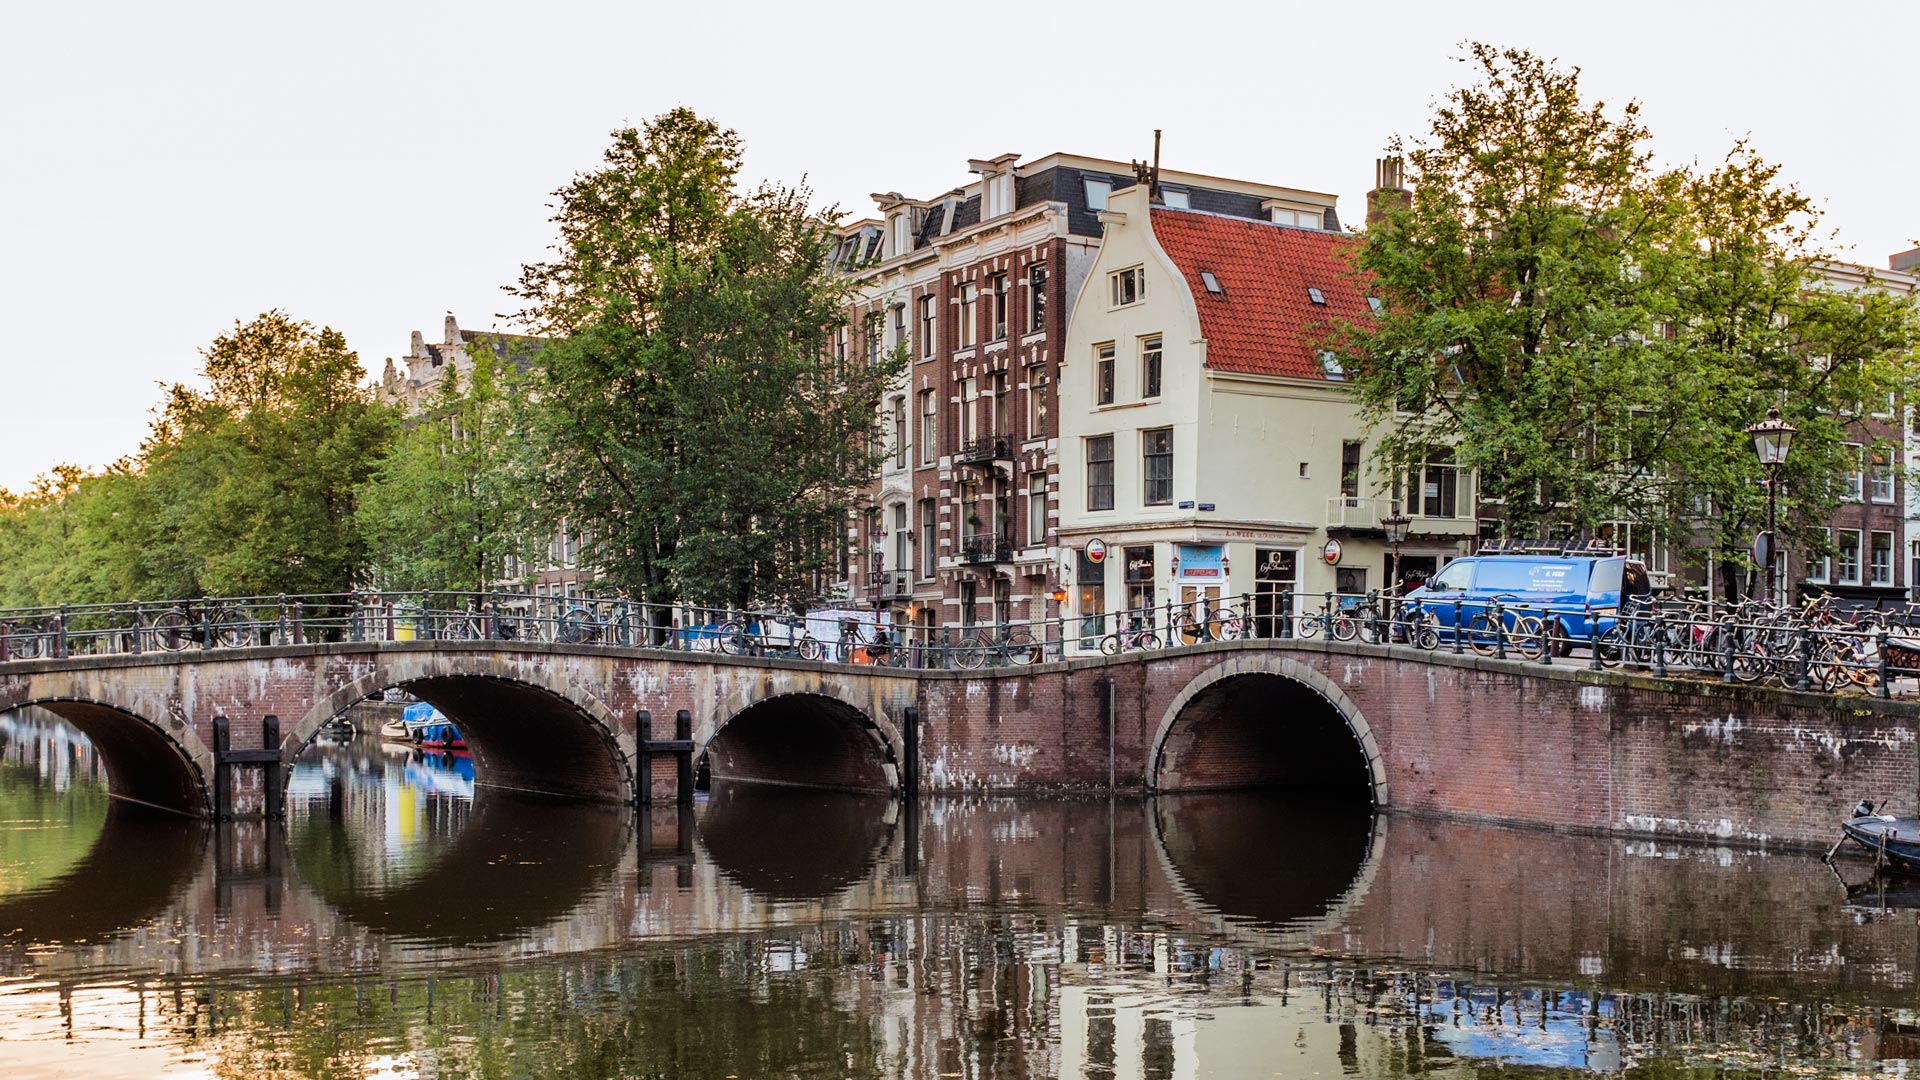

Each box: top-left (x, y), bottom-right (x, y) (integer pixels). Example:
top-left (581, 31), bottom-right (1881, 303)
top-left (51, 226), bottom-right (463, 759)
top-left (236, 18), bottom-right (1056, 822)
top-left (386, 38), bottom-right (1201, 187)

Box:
top-left (1367, 296), bottom-right (1383, 313)
top-left (1308, 287), bottom-right (1326, 305)
top-left (1321, 351), bottom-right (1345, 380)
top-left (1200, 271), bottom-right (1223, 295)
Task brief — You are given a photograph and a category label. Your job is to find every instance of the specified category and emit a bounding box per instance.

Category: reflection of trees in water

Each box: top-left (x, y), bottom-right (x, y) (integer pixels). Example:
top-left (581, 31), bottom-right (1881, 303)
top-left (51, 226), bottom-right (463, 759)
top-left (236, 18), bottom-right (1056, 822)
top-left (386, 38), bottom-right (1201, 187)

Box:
top-left (0, 802), bottom-right (201, 953)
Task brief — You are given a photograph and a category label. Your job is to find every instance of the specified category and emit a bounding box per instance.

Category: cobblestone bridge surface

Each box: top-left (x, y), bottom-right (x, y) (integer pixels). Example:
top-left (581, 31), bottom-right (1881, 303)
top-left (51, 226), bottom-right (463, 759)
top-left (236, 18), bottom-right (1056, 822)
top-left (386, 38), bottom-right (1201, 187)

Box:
top-left (3, 638), bottom-right (1916, 846)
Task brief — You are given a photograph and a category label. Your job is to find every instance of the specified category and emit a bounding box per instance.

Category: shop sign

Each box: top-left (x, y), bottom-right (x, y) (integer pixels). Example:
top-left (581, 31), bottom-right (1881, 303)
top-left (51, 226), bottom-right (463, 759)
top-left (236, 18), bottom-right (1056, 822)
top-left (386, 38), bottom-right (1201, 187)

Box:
top-left (1322, 538), bottom-right (1343, 566)
top-left (1177, 543), bottom-right (1224, 579)
top-left (1085, 538), bottom-right (1107, 564)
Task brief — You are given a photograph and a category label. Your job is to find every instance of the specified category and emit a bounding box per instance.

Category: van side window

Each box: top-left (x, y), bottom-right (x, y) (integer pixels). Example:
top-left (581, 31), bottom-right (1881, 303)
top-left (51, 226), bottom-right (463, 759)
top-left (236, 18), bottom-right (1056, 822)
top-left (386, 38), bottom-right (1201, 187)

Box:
top-left (1428, 562), bottom-right (1473, 591)
top-left (1622, 562), bottom-right (1651, 596)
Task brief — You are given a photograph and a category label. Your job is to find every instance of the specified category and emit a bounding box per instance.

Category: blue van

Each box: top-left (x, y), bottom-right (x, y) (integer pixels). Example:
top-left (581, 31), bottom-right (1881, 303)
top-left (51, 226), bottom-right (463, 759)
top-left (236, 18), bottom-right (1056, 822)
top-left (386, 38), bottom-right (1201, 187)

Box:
top-left (1406, 554), bottom-right (1653, 648)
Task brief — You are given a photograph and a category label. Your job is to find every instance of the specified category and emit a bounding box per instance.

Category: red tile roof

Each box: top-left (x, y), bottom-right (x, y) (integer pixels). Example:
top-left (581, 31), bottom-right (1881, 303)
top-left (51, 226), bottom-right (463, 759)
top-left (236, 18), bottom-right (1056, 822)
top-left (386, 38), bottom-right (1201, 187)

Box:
top-left (1150, 208), bottom-right (1368, 380)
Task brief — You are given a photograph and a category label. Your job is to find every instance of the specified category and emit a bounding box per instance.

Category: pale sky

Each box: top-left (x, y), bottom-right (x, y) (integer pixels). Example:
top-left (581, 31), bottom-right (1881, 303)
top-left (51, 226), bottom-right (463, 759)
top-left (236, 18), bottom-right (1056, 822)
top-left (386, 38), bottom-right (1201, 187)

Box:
top-left (3, 0), bottom-right (1915, 493)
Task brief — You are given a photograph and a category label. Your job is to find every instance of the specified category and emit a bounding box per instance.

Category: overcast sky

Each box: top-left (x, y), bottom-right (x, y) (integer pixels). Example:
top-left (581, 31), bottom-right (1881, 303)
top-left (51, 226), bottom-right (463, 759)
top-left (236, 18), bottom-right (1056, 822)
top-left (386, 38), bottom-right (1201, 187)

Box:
top-left (3, 0), bottom-right (1915, 492)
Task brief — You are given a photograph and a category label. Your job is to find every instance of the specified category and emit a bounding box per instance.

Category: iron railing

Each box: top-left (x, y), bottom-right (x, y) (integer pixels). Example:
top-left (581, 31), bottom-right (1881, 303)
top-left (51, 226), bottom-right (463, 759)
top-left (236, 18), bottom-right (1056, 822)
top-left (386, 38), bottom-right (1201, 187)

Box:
top-left (1, 588), bottom-right (1917, 691)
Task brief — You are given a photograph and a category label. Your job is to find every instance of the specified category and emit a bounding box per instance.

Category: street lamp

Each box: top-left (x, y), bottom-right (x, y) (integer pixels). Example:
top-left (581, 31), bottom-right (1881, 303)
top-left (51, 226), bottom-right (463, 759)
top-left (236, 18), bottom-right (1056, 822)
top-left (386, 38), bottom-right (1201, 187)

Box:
top-left (1745, 405), bottom-right (1797, 606)
top-left (1382, 509), bottom-right (1411, 596)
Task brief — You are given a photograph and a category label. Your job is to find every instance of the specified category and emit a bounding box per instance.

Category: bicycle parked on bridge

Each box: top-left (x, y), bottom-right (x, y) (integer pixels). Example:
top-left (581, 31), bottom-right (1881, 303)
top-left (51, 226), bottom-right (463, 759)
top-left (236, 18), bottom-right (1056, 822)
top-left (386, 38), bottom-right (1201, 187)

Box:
top-left (1100, 617), bottom-right (1162, 655)
top-left (1173, 597), bottom-right (1244, 646)
top-left (151, 600), bottom-right (253, 651)
top-left (954, 624), bottom-right (1042, 669)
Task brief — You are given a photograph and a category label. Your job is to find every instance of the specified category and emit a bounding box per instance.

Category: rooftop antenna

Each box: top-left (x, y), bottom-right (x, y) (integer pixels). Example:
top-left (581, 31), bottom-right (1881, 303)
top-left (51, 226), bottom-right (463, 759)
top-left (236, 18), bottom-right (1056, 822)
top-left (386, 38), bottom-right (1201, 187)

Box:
top-left (1131, 129), bottom-right (1164, 203)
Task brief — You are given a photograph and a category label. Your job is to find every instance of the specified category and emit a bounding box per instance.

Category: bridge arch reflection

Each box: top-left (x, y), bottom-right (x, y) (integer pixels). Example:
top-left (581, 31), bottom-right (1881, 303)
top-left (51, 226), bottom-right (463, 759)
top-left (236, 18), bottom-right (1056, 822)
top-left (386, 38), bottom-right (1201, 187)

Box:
top-left (696, 784), bottom-right (895, 900)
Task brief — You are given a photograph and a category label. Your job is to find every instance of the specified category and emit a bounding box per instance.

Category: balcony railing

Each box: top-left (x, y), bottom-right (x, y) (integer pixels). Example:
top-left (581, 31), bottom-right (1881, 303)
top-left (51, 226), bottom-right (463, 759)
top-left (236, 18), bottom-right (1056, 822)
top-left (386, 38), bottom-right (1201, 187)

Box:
top-left (960, 532), bottom-right (1014, 565)
top-left (954, 435), bottom-right (1013, 466)
top-left (1326, 496), bottom-right (1478, 537)
top-left (867, 570), bottom-right (913, 599)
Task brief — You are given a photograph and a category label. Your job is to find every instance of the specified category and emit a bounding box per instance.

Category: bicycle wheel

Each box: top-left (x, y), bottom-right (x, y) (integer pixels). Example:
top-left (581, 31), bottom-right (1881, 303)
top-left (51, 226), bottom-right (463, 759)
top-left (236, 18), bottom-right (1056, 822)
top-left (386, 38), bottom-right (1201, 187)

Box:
top-left (1140, 632), bottom-right (1163, 651)
top-left (954, 636), bottom-right (989, 670)
top-left (1331, 613), bottom-right (1359, 642)
top-left (151, 610), bottom-right (191, 652)
top-left (795, 636), bottom-right (824, 662)
top-left (211, 608), bottom-right (250, 649)
top-left (1174, 615), bottom-right (1203, 646)
top-left (1295, 613), bottom-right (1322, 639)
top-left (559, 608), bottom-right (599, 645)
top-left (716, 622), bottom-right (749, 656)
top-left (1004, 631), bottom-right (1038, 666)
top-left (1595, 626), bottom-right (1624, 668)
top-left (1100, 634), bottom-right (1123, 656)
top-left (1511, 615), bottom-right (1545, 660)
top-left (1206, 612), bottom-right (1237, 642)
top-left (1414, 618), bottom-right (1441, 652)
top-left (5, 624), bottom-right (42, 660)
top-left (1465, 612), bottom-right (1500, 656)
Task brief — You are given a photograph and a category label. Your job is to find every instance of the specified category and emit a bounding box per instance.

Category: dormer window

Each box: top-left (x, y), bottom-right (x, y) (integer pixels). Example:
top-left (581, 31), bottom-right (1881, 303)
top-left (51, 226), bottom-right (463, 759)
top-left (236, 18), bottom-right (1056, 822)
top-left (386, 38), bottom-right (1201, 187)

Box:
top-left (1308, 288), bottom-right (1326, 305)
top-left (1085, 177), bottom-right (1111, 212)
top-left (1321, 351), bottom-right (1345, 380)
top-left (1161, 187), bottom-right (1190, 209)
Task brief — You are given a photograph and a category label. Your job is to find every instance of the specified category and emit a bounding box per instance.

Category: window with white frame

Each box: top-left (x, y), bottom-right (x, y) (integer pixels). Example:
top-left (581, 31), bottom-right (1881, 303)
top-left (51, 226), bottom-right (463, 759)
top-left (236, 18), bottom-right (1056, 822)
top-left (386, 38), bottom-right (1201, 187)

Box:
top-left (1027, 472), bottom-right (1047, 546)
top-left (891, 397), bottom-right (907, 469)
top-left (1161, 187), bottom-right (1189, 209)
top-left (1084, 177), bottom-right (1111, 212)
top-left (1845, 443), bottom-right (1864, 501)
top-left (1140, 335), bottom-right (1163, 399)
top-left (1142, 428), bottom-right (1174, 506)
top-left (1026, 363), bottom-right (1047, 439)
top-left (1411, 451), bottom-right (1462, 519)
top-left (958, 283), bottom-right (977, 348)
top-left (959, 377), bottom-right (979, 443)
top-left (918, 390), bottom-right (937, 465)
top-left (1086, 435), bottom-right (1115, 512)
top-left (1806, 534), bottom-right (1830, 584)
top-left (1872, 531), bottom-right (1894, 586)
top-left (919, 498), bottom-right (937, 579)
top-left (918, 295), bottom-right (936, 358)
top-left (1109, 266), bottom-right (1145, 308)
top-left (1095, 343), bottom-right (1116, 406)
top-left (1871, 449), bottom-right (1895, 502)
top-left (1837, 529), bottom-right (1863, 584)
top-left (990, 273), bottom-right (1008, 341)
top-left (892, 503), bottom-right (909, 571)
top-left (1910, 540), bottom-right (1920, 598)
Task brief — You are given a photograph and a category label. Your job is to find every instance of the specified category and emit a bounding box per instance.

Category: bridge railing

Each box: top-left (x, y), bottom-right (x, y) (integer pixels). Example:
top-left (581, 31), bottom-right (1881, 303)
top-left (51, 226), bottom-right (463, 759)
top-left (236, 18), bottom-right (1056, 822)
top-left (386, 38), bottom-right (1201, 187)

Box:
top-left (3, 588), bottom-right (1913, 693)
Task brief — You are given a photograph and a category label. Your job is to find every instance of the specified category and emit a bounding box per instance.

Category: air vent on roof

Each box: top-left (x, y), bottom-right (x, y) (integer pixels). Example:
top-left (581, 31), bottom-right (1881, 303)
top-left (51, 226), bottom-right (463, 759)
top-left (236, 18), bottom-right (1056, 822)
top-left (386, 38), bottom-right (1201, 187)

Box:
top-left (1320, 351), bottom-right (1345, 380)
top-left (1308, 287), bottom-right (1326, 305)
top-left (1201, 271), bottom-right (1223, 295)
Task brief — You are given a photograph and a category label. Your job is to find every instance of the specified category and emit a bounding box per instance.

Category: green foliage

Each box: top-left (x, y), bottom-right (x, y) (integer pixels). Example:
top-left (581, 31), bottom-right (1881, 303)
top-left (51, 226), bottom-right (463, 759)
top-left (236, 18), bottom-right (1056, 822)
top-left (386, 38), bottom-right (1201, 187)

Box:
top-left (357, 350), bottom-right (540, 592)
top-left (512, 109), bottom-right (907, 609)
top-left (1341, 44), bottom-right (1918, 589)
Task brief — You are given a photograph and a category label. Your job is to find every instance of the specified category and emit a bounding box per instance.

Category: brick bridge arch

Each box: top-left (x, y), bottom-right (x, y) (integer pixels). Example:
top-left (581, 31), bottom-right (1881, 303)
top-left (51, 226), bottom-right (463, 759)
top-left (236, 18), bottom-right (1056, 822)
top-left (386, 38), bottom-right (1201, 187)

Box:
top-left (0, 673), bottom-right (216, 815)
top-left (702, 690), bottom-right (901, 793)
top-left (1148, 652), bottom-right (1388, 805)
top-left (291, 653), bottom-right (635, 804)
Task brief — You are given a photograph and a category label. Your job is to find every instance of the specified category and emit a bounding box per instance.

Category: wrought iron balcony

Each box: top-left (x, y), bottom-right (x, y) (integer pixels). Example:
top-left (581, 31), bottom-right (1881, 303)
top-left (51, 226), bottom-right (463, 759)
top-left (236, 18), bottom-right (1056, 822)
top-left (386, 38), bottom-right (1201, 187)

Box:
top-left (867, 569), bottom-right (914, 599)
top-left (953, 435), bottom-right (1014, 466)
top-left (960, 532), bottom-right (1014, 565)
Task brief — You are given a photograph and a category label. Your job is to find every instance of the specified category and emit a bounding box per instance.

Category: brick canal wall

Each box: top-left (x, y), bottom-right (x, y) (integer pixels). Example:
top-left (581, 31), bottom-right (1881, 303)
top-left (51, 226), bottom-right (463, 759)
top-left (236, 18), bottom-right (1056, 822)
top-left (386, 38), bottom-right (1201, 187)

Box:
top-left (4, 639), bottom-right (1918, 847)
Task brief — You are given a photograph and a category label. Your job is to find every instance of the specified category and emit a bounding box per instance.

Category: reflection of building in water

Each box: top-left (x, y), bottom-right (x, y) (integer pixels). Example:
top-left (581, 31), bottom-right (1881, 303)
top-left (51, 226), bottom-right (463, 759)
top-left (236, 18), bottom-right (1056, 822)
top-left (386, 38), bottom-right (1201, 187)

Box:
top-left (0, 711), bottom-right (100, 793)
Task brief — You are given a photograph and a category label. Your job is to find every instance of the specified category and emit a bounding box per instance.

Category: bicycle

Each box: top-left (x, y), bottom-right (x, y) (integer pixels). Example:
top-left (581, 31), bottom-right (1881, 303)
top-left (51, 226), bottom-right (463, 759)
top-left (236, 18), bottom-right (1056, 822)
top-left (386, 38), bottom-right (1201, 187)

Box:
top-left (1173, 598), bottom-right (1244, 646)
top-left (151, 601), bottom-right (252, 651)
top-left (2, 619), bottom-right (45, 660)
top-left (955, 625), bottom-right (1041, 669)
top-left (1100, 619), bottom-right (1162, 655)
top-left (558, 605), bottom-right (604, 645)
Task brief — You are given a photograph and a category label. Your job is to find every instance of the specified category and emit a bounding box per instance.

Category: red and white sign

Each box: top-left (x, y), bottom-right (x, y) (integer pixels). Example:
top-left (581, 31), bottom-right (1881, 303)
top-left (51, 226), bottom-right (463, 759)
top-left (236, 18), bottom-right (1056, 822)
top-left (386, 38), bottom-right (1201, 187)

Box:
top-left (1085, 538), bottom-right (1107, 563)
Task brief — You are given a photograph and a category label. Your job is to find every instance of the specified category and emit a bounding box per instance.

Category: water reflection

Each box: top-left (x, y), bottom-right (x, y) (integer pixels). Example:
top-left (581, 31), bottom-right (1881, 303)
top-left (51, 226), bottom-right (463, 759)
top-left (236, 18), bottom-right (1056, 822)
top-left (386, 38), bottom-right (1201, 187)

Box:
top-left (3, 710), bottom-right (1920, 1076)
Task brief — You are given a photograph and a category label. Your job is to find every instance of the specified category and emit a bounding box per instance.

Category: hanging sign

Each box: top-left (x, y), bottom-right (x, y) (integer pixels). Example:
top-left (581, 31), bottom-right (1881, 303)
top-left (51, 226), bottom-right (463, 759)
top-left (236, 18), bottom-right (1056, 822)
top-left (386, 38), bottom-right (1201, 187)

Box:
top-left (1085, 538), bottom-right (1107, 564)
top-left (1322, 538), bottom-right (1344, 566)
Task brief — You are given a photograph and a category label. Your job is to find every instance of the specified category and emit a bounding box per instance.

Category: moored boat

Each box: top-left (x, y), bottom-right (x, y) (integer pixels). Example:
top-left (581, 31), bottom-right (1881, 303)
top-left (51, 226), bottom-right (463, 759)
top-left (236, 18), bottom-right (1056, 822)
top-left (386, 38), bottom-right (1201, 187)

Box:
top-left (400, 701), bottom-right (467, 751)
top-left (1836, 801), bottom-right (1920, 872)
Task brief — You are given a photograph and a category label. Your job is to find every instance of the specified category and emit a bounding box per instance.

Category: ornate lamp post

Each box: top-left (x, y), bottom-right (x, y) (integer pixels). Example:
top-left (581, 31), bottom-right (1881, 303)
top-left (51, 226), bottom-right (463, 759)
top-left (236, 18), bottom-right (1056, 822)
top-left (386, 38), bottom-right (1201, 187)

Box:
top-left (1382, 509), bottom-right (1411, 595)
top-left (1745, 406), bottom-right (1797, 606)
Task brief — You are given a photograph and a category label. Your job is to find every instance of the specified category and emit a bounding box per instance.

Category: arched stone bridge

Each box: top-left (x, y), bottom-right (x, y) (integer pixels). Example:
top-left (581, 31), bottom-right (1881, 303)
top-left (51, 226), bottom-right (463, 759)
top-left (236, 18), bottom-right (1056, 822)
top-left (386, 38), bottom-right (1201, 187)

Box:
top-left (3, 638), bottom-right (1916, 846)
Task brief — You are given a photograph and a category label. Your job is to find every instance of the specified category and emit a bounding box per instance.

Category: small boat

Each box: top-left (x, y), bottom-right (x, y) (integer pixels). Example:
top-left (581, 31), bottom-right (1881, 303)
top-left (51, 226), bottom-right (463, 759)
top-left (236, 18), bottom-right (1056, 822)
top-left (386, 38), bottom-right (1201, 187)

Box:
top-left (401, 701), bottom-right (467, 751)
top-left (1834, 800), bottom-right (1920, 872)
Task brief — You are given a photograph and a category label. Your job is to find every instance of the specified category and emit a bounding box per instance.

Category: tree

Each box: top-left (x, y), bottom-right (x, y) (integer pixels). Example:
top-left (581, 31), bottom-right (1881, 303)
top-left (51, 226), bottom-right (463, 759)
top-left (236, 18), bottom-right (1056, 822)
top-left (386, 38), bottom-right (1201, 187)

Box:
top-left (357, 348), bottom-right (540, 592)
top-left (1340, 44), bottom-right (1916, 592)
top-left (511, 110), bottom-right (906, 611)
top-left (135, 312), bottom-right (398, 598)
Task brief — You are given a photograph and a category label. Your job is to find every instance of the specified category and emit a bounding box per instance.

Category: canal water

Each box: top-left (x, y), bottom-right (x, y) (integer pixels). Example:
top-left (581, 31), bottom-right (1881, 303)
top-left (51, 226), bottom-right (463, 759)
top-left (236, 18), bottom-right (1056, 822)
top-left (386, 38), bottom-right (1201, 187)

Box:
top-left (2, 710), bottom-right (1919, 1078)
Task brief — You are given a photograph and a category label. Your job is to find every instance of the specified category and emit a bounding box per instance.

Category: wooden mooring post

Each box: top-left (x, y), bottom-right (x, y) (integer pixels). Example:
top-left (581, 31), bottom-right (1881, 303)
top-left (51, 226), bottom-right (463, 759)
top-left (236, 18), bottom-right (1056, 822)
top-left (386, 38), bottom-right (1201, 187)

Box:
top-left (634, 709), bottom-right (695, 807)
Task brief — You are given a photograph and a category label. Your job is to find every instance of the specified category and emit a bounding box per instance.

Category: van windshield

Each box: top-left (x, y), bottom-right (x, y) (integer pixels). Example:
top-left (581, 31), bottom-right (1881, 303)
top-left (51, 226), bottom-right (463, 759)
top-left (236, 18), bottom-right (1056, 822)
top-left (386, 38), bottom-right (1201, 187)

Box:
top-left (1473, 560), bottom-right (1591, 595)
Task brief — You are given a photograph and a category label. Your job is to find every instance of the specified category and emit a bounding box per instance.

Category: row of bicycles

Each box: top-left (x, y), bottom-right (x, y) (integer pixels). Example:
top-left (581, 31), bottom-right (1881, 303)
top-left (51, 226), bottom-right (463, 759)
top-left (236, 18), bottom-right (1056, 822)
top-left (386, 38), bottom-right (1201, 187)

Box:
top-left (706, 619), bottom-right (1048, 669)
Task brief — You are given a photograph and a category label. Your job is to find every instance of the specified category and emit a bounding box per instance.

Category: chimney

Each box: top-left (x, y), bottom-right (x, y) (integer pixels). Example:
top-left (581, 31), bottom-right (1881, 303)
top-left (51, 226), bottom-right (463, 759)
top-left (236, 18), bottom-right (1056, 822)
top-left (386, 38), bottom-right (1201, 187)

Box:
top-left (1366, 157), bottom-right (1410, 228)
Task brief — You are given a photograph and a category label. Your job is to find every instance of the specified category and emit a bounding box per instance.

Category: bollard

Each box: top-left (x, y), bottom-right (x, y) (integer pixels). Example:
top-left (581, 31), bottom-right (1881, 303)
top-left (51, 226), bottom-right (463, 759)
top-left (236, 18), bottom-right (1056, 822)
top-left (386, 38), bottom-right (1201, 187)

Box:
top-left (1537, 615), bottom-right (1552, 665)
top-left (674, 710), bottom-right (694, 806)
top-left (1878, 631), bottom-right (1891, 700)
top-left (212, 716), bottom-right (231, 819)
top-left (635, 710), bottom-right (654, 807)
top-left (1493, 601), bottom-right (1507, 661)
top-left (1588, 616), bottom-right (1602, 672)
top-left (263, 715), bottom-right (284, 820)
top-left (1324, 592), bottom-right (1336, 638)
top-left (200, 597), bottom-right (213, 651)
top-left (277, 594), bottom-right (290, 646)
top-left (1796, 626), bottom-right (1813, 692)
top-left (53, 608), bottom-right (67, 660)
top-left (1367, 589), bottom-right (1382, 644)
top-left (1453, 599), bottom-right (1464, 655)
top-left (902, 706), bottom-right (920, 801)
top-left (1652, 614), bottom-right (1667, 678)
top-left (1721, 622), bottom-right (1736, 684)
top-left (131, 602), bottom-right (144, 656)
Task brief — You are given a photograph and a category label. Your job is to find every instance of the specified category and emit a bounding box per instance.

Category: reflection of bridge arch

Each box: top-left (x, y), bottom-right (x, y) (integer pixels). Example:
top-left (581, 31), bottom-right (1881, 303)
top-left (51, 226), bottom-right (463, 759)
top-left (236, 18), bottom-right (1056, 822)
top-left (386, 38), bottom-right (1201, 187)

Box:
top-left (703, 691), bottom-right (900, 794)
top-left (0, 804), bottom-right (205, 954)
top-left (292, 655), bottom-right (634, 804)
top-left (696, 785), bottom-right (894, 900)
top-left (1149, 653), bottom-right (1388, 806)
top-left (1, 683), bottom-right (214, 815)
top-left (1149, 794), bottom-right (1386, 948)
top-left (292, 794), bottom-right (631, 945)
